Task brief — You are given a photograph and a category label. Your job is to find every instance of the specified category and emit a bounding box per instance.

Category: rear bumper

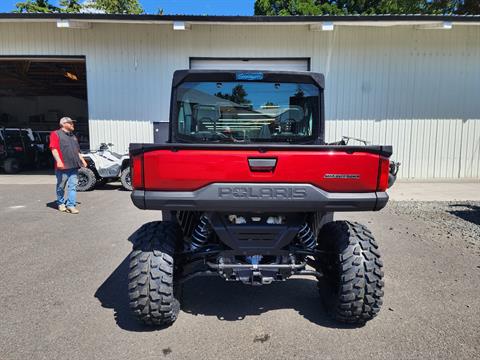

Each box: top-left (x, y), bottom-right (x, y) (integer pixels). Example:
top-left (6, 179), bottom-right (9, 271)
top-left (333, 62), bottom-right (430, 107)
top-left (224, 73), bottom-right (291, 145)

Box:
top-left (132, 183), bottom-right (389, 212)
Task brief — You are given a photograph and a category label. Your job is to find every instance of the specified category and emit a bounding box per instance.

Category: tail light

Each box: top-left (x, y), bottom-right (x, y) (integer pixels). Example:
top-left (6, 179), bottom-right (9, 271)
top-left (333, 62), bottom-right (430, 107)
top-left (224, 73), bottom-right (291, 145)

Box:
top-left (131, 154), bottom-right (144, 190)
top-left (376, 157), bottom-right (390, 191)
top-left (13, 146), bottom-right (24, 152)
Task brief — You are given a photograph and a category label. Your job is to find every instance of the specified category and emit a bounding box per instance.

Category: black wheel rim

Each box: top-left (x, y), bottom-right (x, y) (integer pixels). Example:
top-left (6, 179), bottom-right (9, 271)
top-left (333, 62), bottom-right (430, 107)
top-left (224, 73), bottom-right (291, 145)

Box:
top-left (78, 173), bottom-right (88, 187)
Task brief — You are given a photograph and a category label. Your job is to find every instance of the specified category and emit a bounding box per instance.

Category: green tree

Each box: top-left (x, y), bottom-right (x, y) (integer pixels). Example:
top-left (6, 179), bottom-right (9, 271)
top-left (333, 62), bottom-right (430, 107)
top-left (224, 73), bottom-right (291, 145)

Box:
top-left (255, 0), bottom-right (342, 15)
top-left (254, 0), bottom-right (480, 15)
top-left (15, 0), bottom-right (58, 13)
top-left (16, 0), bottom-right (83, 13)
top-left (90, 0), bottom-right (144, 14)
top-left (336, 0), bottom-right (429, 14)
top-left (457, 0), bottom-right (480, 14)
top-left (428, 0), bottom-right (459, 14)
top-left (215, 85), bottom-right (251, 104)
top-left (60, 0), bottom-right (83, 13)
top-left (294, 87), bottom-right (305, 98)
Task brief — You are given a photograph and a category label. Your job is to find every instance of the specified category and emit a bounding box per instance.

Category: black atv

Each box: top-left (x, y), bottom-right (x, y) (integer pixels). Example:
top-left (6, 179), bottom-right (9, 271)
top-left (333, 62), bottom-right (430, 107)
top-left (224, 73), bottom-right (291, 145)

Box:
top-left (0, 128), bottom-right (39, 174)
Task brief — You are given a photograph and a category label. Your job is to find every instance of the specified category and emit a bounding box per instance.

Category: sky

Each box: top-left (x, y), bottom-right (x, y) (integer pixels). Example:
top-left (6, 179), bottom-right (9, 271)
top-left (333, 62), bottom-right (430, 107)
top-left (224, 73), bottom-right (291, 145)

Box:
top-left (0, 0), bottom-right (255, 15)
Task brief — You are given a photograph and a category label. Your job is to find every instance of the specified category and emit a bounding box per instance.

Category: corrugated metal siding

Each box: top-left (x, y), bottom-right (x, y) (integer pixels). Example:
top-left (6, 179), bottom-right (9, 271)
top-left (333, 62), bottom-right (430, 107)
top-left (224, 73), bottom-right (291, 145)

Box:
top-left (319, 26), bottom-right (480, 179)
top-left (0, 22), bottom-right (479, 178)
top-left (89, 119), bottom-right (153, 153)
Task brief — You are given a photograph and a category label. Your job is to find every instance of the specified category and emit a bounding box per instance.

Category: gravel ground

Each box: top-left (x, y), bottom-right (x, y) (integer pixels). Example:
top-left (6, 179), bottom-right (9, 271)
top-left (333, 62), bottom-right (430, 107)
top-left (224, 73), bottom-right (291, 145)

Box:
top-left (0, 185), bottom-right (479, 360)
top-left (387, 201), bottom-right (480, 255)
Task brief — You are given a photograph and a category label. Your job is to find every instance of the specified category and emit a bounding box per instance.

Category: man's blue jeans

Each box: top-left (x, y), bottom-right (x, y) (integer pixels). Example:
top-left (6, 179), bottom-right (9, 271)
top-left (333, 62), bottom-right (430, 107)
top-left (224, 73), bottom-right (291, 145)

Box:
top-left (55, 168), bottom-right (78, 208)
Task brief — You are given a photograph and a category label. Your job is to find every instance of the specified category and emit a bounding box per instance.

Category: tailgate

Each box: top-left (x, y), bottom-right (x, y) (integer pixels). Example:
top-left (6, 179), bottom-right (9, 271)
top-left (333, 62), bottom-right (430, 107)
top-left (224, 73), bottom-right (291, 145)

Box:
top-left (132, 144), bottom-right (391, 192)
top-left (130, 143), bottom-right (392, 212)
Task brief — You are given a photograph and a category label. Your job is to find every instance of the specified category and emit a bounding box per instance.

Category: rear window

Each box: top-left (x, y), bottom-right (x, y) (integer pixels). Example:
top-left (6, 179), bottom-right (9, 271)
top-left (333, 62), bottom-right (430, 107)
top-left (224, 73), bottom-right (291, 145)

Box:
top-left (175, 81), bottom-right (320, 143)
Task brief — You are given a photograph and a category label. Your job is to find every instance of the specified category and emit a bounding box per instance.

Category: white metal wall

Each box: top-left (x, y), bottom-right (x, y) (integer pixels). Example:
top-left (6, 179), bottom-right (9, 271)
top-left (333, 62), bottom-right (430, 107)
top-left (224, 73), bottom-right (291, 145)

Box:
top-left (0, 22), bottom-right (479, 178)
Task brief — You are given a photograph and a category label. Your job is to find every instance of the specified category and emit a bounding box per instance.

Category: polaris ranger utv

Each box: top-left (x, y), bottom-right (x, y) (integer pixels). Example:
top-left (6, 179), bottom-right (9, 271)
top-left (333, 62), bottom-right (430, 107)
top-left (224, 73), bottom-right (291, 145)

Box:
top-left (128, 70), bottom-right (396, 326)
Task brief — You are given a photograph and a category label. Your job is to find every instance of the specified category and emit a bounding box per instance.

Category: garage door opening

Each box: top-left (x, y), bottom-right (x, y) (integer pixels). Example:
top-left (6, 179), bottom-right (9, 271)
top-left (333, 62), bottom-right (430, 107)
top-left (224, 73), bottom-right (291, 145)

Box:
top-left (0, 57), bottom-right (88, 173)
top-left (190, 58), bottom-right (310, 72)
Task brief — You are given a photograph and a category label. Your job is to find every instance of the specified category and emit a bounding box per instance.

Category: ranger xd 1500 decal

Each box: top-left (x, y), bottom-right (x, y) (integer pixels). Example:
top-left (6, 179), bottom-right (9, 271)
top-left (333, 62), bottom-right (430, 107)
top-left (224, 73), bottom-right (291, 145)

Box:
top-left (218, 186), bottom-right (308, 200)
top-left (324, 174), bottom-right (360, 179)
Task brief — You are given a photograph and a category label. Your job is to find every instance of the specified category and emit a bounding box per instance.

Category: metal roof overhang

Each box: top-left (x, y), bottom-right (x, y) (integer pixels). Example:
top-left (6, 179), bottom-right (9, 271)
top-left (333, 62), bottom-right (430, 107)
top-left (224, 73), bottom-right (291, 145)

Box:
top-left (0, 13), bottom-right (480, 27)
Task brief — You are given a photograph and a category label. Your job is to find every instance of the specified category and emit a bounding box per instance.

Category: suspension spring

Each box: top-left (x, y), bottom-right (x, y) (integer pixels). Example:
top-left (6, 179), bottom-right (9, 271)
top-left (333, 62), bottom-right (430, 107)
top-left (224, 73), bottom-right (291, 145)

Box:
top-left (190, 215), bottom-right (211, 250)
top-left (296, 223), bottom-right (316, 250)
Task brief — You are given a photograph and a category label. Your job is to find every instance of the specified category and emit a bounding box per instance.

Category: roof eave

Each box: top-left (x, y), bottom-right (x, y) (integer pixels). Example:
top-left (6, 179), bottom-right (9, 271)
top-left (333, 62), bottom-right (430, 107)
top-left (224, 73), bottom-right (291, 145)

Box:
top-left (1, 13), bottom-right (480, 26)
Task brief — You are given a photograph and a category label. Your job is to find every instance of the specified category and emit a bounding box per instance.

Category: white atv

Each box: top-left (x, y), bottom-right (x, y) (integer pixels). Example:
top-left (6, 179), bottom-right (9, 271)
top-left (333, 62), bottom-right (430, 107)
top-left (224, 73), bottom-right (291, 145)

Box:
top-left (78, 143), bottom-right (132, 191)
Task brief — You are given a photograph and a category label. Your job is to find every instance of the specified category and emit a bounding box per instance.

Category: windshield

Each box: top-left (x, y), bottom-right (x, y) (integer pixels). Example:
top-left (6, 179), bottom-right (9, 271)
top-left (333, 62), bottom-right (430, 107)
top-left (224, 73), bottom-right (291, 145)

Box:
top-left (1, 130), bottom-right (35, 145)
top-left (3, 130), bottom-right (23, 145)
top-left (175, 81), bottom-right (320, 143)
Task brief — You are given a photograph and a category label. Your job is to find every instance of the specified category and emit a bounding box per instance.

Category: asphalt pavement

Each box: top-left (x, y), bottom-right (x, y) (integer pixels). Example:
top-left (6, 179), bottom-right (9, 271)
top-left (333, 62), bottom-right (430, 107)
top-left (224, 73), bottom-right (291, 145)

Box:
top-left (0, 183), bottom-right (479, 360)
top-left (2, 172), bottom-right (480, 202)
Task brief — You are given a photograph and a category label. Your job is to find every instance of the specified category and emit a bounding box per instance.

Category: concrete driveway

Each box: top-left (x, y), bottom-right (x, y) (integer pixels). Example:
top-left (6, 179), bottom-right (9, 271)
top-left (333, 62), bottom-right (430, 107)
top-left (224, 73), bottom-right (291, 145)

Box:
top-left (0, 183), bottom-right (479, 360)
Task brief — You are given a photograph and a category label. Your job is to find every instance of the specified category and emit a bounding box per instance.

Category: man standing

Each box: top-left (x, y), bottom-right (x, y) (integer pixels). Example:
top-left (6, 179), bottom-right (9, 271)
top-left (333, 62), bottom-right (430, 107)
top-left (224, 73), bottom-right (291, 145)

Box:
top-left (49, 117), bottom-right (87, 214)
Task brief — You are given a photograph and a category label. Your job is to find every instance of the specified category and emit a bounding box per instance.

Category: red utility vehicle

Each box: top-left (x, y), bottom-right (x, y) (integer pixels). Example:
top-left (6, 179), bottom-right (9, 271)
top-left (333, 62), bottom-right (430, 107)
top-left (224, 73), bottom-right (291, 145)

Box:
top-left (128, 70), bottom-right (397, 327)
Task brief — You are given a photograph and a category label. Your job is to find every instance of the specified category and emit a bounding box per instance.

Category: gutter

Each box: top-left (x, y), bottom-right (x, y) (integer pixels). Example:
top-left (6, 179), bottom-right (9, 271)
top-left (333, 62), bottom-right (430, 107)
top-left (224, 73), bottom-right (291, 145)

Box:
top-left (0, 13), bottom-right (479, 27)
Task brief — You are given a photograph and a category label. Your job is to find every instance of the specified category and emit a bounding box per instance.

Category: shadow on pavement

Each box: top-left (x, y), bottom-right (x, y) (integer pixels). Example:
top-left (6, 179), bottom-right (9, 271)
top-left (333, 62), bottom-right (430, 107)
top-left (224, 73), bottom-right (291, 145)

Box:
top-left (45, 200), bottom-right (83, 209)
top-left (448, 204), bottom-right (480, 226)
top-left (95, 254), bottom-right (358, 332)
top-left (182, 277), bottom-right (359, 330)
top-left (94, 183), bottom-right (131, 192)
top-left (45, 201), bottom-right (58, 210)
top-left (94, 255), bottom-right (163, 332)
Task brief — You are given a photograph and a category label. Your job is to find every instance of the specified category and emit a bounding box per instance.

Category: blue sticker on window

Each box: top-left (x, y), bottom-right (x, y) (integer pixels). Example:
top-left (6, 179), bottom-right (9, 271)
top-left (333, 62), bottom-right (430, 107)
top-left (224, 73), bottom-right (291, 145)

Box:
top-left (236, 72), bottom-right (264, 81)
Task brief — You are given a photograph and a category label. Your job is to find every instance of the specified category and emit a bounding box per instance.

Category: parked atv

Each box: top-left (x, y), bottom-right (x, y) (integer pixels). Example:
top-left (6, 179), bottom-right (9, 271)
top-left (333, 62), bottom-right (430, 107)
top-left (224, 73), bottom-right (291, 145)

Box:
top-left (0, 127), bottom-right (38, 173)
top-left (32, 130), bottom-right (54, 169)
top-left (78, 143), bottom-right (131, 191)
top-left (128, 70), bottom-right (398, 327)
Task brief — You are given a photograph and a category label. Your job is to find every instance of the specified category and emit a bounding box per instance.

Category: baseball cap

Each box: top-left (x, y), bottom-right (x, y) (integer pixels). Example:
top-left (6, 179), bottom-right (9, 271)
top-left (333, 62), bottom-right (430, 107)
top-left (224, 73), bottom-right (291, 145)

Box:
top-left (59, 117), bottom-right (76, 125)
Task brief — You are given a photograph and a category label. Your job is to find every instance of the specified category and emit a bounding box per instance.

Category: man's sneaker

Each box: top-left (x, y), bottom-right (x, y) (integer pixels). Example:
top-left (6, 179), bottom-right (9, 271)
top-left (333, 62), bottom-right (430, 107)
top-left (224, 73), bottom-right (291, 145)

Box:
top-left (66, 207), bottom-right (79, 214)
top-left (58, 204), bottom-right (67, 212)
